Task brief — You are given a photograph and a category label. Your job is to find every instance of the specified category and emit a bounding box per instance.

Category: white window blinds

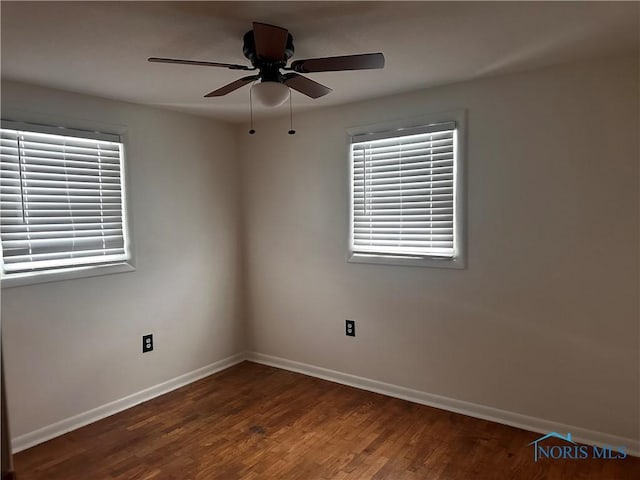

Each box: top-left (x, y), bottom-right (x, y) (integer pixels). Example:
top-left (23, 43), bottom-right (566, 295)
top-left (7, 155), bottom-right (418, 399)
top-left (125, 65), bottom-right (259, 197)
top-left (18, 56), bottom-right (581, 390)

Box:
top-left (350, 122), bottom-right (457, 258)
top-left (0, 121), bottom-right (129, 275)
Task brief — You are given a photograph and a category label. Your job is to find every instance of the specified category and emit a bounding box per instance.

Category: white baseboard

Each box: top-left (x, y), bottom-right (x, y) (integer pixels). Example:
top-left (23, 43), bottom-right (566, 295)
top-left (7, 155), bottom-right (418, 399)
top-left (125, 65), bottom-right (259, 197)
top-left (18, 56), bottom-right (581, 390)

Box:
top-left (13, 350), bottom-right (639, 458)
top-left (11, 352), bottom-right (246, 453)
top-left (247, 352), bottom-right (640, 457)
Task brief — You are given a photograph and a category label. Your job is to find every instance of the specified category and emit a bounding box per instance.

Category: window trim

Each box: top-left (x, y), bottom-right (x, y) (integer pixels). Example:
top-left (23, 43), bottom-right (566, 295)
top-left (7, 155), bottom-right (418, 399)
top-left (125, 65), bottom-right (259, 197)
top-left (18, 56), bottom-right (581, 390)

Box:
top-left (346, 110), bottom-right (466, 269)
top-left (1, 114), bottom-right (135, 288)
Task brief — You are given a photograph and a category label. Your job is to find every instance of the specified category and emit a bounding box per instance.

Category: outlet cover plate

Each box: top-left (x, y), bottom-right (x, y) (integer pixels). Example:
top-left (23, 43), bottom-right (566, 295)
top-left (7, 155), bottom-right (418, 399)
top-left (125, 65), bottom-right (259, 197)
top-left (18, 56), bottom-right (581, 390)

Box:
top-left (345, 320), bottom-right (355, 337)
top-left (142, 334), bottom-right (153, 353)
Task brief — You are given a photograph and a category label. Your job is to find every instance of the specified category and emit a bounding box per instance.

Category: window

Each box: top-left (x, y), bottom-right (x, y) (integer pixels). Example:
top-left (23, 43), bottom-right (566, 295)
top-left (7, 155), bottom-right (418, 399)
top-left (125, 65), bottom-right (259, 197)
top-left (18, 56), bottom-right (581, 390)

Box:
top-left (0, 120), bottom-right (133, 286)
top-left (348, 112), bottom-right (465, 268)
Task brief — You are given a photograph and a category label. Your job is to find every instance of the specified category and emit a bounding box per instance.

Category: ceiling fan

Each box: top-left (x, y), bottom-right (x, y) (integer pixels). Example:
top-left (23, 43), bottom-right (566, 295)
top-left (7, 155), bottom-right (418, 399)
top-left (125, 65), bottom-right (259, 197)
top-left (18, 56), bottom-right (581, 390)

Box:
top-left (148, 22), bottom-right (385, 107)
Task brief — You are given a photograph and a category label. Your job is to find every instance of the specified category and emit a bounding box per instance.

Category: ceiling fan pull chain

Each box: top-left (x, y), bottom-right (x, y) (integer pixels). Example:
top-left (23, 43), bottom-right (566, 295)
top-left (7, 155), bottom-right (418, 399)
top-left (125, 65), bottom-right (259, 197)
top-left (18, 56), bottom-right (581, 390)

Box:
top-left (249, 85), bottom-right (256, 134)
top-left (288, 90), bottom-right (296, 135)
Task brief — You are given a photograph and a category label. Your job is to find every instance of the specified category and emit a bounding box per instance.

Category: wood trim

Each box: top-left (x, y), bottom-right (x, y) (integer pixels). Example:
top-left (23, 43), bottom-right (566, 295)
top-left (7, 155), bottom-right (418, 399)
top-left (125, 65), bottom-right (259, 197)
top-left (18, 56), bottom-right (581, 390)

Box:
top-left (13, 362), bottom-right (640, 479)
top-left (11, 353), bottom-right (246, 453)
top-left (1, 344), bottom-right (15, 477)
top-left (247, 352), bottom-right (640, 457)
top-left (11, 350), bottom-right (639, 458)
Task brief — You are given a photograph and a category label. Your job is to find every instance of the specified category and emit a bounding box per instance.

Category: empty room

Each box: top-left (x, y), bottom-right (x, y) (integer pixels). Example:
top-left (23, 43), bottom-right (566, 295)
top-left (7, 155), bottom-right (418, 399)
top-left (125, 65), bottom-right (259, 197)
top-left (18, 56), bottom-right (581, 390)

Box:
top-left (0, 1), bottom-right (638, 479)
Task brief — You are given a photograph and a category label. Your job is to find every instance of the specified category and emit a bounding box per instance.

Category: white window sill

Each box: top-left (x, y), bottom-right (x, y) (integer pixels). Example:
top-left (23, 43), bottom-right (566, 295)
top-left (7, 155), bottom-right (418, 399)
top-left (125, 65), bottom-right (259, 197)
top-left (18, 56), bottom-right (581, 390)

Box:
top-left (1, 261), bottom-right (136, 288)
top-left (348, 253), bottom-right (466, 269)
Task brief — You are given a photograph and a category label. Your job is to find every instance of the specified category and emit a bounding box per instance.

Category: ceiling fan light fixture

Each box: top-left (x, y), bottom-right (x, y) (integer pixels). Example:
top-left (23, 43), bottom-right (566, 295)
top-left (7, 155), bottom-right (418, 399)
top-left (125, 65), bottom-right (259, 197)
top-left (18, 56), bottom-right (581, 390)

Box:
top-left (252, 81), bottom-right (290, 107)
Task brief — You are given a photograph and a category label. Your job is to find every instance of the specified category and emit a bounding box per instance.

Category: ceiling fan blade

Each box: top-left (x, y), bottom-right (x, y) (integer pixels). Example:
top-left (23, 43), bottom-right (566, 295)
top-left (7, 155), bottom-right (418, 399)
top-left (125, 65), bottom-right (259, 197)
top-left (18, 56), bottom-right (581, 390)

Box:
top-left (283, 73), bottom-right (332, 99)
top-left (148, 57), bottom-right (253, 71)
top-left (253, 22), bottom-right (289, 61)
top-left (204, 75), bottom-right (260, 97)
top-left (290, 53), bottom-right (385, 73)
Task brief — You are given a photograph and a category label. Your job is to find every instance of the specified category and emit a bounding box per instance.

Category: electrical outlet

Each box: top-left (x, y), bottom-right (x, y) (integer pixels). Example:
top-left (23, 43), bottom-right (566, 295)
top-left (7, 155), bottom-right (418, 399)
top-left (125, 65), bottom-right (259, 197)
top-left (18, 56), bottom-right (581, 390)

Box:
top-left (345, 320), bottom-right (355, 337)
top-left (142, 334), bottom-right (153, 353)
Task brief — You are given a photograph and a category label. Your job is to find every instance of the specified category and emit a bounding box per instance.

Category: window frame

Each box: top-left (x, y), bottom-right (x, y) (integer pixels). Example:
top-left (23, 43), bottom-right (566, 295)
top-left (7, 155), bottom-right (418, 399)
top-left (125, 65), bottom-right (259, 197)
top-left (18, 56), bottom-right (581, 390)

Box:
top-left (347, 110), bottom-right (466, 269)
top-left (0, 116), bottom-right (135, 288)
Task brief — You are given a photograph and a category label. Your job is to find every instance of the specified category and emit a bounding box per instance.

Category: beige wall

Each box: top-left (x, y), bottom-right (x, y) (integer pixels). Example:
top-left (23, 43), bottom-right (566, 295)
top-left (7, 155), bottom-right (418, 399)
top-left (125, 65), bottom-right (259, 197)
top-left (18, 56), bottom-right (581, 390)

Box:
top-left (1, 81), bottom-right (245, 437)
top-left (2, 54), bottom-right (638, 445)
top-left (240, 55), bottom-right (639, 440)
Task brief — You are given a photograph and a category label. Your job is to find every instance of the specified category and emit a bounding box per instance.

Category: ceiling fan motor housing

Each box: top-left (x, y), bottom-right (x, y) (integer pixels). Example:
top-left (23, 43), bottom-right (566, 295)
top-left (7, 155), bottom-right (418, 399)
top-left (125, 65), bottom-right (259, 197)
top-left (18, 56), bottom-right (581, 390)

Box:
top-left (243, 30), bottom-right (294, 82)
top-left (242, 30), bottom-right (295, 64)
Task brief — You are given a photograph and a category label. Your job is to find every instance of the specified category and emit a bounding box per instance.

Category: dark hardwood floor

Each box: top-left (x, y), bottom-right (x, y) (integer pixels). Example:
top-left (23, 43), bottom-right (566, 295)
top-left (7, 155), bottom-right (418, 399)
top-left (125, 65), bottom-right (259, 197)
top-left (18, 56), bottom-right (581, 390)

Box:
top-left (14, 361), bottom-right (639, 479)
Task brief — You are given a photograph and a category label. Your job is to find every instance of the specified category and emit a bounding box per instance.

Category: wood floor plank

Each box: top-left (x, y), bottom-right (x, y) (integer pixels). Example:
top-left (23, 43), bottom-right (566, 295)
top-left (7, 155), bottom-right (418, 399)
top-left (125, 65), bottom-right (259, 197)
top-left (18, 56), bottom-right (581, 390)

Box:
top-left (13, 362), bottom-right (639, 479)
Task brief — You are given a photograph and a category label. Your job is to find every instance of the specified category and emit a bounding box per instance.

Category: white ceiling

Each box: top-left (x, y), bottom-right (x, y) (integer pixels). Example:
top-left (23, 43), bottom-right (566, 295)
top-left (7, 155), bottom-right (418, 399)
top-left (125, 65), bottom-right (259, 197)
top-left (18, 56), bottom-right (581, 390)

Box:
top-left (1, 1), bottom-right (638, 123)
